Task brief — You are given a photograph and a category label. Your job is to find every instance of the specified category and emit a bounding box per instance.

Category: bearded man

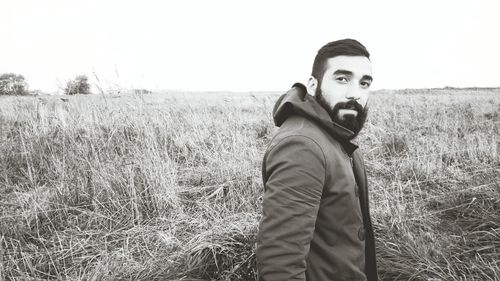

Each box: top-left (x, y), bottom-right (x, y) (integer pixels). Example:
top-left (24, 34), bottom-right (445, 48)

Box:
top-left (256, 39), bottom-right (378, 281)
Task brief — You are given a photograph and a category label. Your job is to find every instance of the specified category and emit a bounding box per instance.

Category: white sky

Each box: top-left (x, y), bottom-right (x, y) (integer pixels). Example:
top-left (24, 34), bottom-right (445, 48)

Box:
top-left (2, 0), bottom-right (500, 93)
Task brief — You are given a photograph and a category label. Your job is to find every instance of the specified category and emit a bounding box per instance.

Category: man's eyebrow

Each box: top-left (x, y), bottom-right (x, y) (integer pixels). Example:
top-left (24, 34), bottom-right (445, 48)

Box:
top-left (361, 75), bottom-right (373, 82)
top-left (334, 70), bottom-right (373, 81)
top-left (333, 69), bottom-right (353, 76)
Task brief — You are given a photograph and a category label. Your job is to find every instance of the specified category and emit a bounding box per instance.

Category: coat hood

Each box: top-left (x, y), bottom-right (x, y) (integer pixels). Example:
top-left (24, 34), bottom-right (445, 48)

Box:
top-left (273, 83), bottom-right (359, 154)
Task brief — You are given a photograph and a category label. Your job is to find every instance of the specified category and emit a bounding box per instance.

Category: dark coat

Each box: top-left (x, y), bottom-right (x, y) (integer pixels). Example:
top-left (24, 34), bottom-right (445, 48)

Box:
top-left (256, 83), bottom-right (377, 281)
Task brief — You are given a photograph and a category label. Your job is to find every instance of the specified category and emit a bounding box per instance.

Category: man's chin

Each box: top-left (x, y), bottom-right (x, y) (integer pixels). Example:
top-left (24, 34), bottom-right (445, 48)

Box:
top-left (332, 107), bottom-right (368, 139)
top-left (333, 116), bottom-right (361, 134)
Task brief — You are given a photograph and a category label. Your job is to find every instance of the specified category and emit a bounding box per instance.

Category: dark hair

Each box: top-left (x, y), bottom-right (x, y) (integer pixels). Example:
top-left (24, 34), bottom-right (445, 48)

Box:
top-left (311, 39), bottom-right (370, 83)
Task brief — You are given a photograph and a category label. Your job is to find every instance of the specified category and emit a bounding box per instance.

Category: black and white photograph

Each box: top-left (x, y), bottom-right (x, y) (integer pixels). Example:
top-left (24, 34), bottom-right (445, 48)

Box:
top-left (1, 1), bottom-right (499, 280)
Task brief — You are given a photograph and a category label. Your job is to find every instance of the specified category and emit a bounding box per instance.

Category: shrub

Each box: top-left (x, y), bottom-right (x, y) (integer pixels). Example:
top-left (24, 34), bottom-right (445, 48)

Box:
top-left (0, 73), bottom-right (29, 95)
top-left (65, 75), bottom-right (91, 95)
top-left (134, 89), bottom-right (152, 95)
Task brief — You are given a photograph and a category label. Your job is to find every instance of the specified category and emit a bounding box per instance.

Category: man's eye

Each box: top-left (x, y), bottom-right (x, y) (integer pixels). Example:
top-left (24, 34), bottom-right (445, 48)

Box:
top-left (336, 77), bottom-right (348, 83)
top-left (360, 81), bottom-right (371, 88)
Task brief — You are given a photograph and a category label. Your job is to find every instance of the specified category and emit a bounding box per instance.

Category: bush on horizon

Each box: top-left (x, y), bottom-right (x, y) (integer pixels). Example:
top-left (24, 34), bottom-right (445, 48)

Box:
top-left (65, 75), bottom-right (91, 95)
top-left (0, 73), bottom-right (29, 96)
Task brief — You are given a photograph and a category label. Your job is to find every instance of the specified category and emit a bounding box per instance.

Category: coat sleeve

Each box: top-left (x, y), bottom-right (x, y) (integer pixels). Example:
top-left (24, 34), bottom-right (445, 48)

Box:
top-left (256, 135), bottom-right (326, 281)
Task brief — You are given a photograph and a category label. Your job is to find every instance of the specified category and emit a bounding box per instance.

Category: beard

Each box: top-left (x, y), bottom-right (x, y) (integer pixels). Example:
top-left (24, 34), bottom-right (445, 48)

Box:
top-left (315, 88), bottom-right (368, 139)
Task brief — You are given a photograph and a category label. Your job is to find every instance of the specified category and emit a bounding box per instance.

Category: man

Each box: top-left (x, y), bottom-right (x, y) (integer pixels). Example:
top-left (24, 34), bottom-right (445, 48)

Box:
top-left (256, 39), bottom-right (377, 281)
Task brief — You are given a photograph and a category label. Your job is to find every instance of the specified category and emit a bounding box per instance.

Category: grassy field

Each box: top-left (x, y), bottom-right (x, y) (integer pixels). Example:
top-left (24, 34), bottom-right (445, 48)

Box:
top-left (0, 89), bottom-right (499, 280)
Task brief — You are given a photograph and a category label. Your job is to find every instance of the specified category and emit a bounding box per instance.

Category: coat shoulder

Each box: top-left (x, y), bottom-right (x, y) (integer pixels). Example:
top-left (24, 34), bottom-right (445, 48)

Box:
top-left (270, 115), bottom-right (333, 151)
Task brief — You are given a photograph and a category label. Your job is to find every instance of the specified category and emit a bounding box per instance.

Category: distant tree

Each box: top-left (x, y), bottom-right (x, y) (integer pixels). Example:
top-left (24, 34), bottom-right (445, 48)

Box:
top-left (0, 73), bottom-right (29, 95)
top-left (65, 75), bottom-right (91, 95)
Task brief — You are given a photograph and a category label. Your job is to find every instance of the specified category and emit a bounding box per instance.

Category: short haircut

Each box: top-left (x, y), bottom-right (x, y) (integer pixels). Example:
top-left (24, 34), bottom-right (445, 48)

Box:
top-left (311, 39), bottom-right (370, 83)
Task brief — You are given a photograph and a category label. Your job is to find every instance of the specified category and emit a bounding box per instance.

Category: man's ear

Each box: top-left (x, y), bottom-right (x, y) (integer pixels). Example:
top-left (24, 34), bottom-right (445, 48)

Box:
top-left (307, 76), bottom-right (318, 96)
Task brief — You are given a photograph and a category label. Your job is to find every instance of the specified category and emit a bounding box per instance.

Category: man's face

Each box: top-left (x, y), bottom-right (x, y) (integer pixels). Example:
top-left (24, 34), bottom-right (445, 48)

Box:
top-left (311, 55), bottom-right (373, 136)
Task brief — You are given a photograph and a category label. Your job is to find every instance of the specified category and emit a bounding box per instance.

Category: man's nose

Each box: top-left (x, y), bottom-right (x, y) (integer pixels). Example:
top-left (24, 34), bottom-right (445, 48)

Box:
top-left (345, 85), bottom-right (361, 101)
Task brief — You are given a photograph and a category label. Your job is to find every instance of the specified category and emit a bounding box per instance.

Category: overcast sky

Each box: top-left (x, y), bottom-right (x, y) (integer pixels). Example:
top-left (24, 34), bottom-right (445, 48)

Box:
top-left (2, 0), bottom-right (499, 93)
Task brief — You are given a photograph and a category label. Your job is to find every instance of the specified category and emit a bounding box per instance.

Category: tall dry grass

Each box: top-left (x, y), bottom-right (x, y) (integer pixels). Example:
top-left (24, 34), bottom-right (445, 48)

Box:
top-left (0, 89), bottom-right (499, 280)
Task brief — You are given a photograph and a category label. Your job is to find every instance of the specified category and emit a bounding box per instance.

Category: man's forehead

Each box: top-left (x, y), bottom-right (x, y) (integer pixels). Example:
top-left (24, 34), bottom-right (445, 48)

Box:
top-left (325, 55), bottom-right (372, 75)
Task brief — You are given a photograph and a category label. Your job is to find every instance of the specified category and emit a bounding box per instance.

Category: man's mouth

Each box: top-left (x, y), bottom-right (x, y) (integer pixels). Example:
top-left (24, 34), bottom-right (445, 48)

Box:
top-left (338, 108), bottom-right (358, 118)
